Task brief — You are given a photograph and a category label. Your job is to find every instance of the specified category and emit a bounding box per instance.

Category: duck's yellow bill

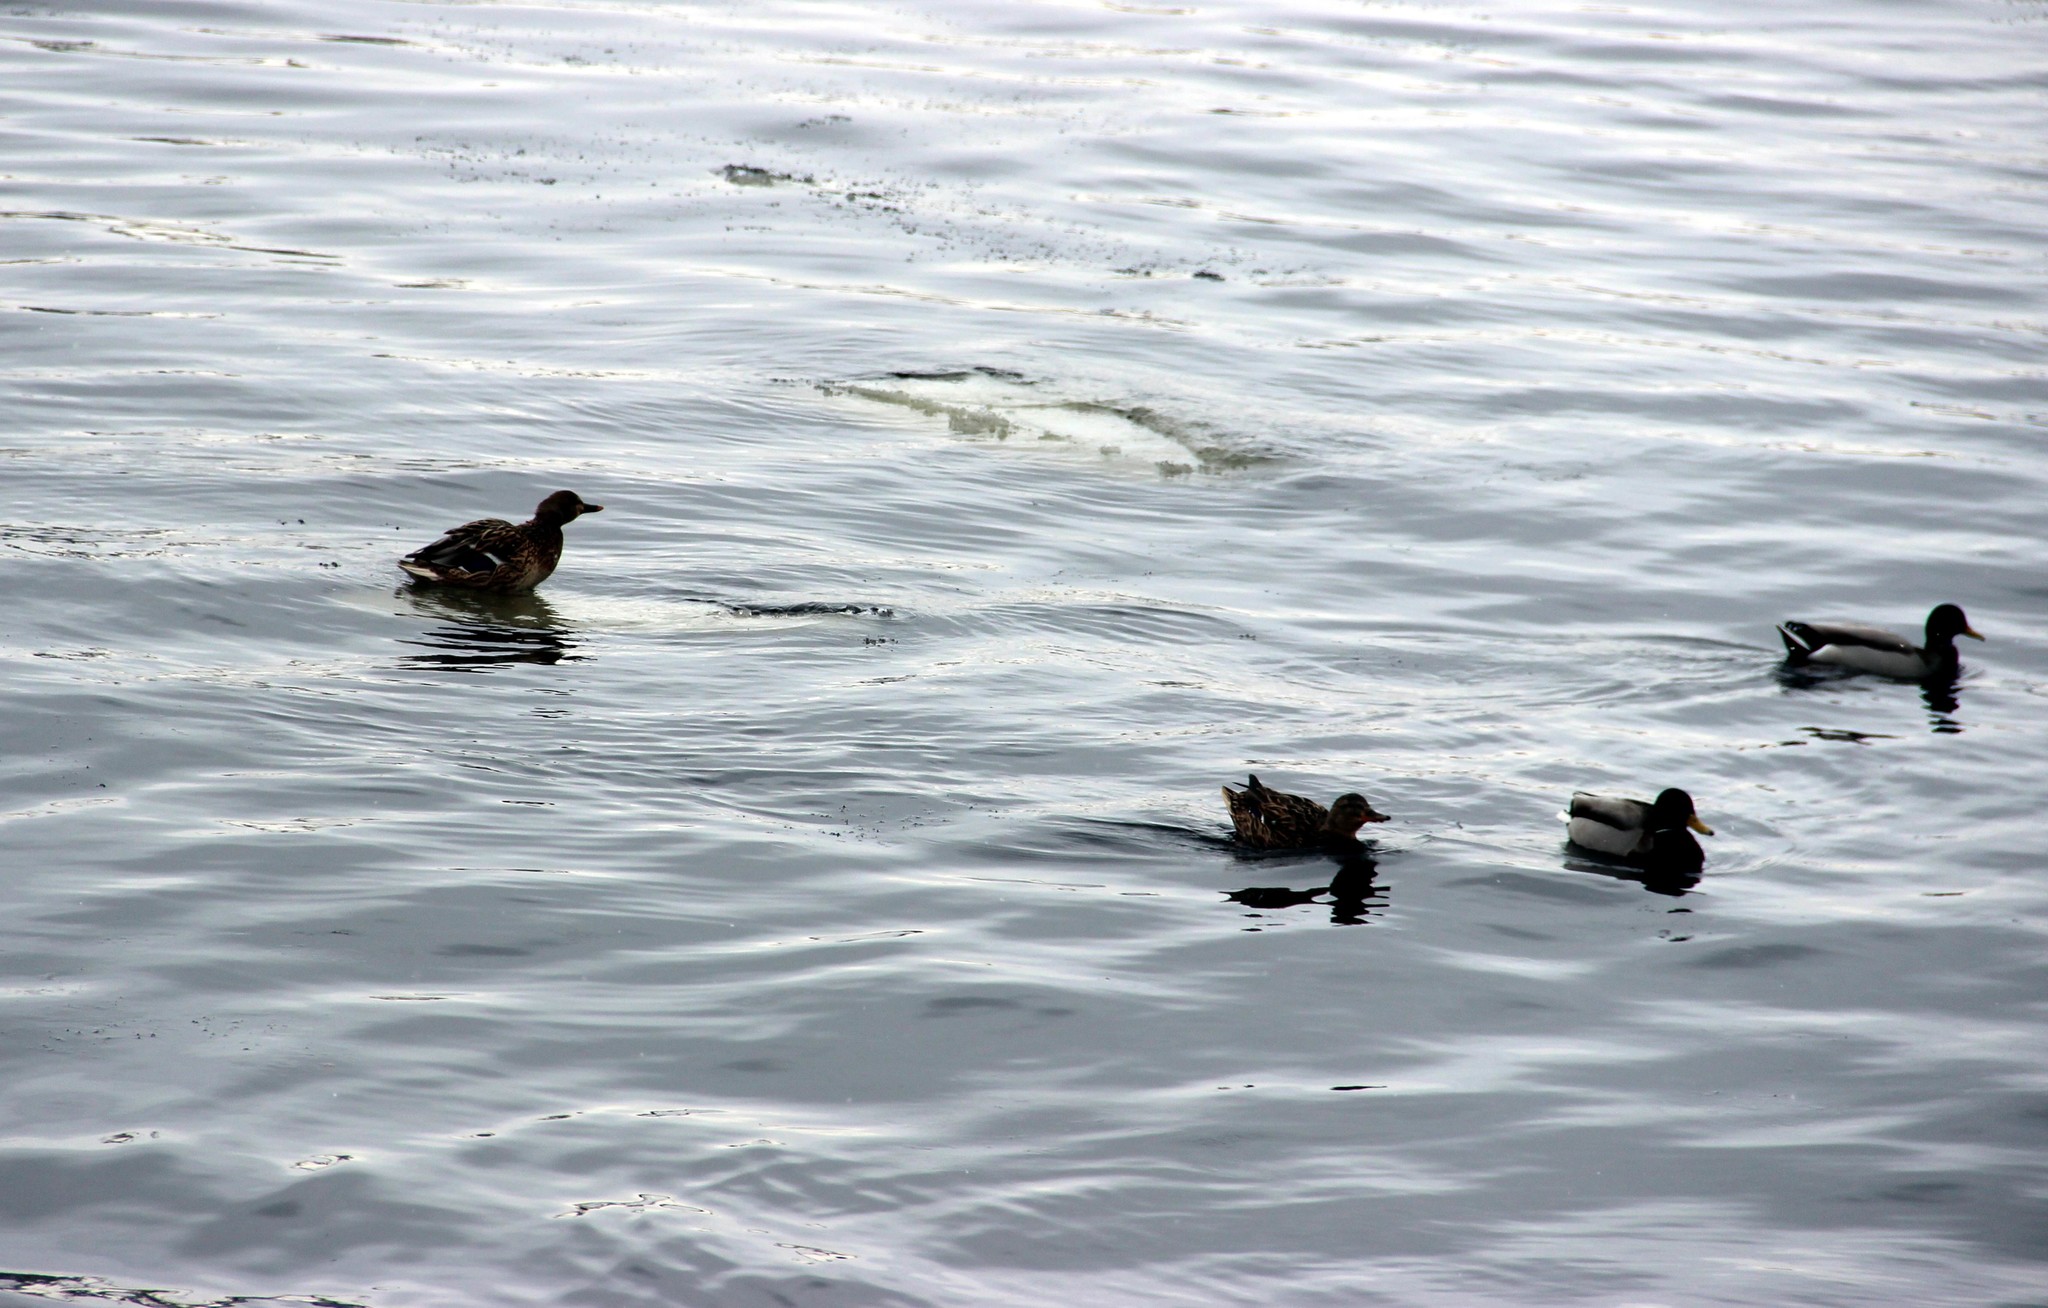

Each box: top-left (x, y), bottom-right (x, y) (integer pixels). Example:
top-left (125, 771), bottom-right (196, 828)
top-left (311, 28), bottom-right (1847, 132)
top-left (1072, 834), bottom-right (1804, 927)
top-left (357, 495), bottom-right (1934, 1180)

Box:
top-left (1688, 816), bottom-right (1715, 836)
top-left (1963, 626), bottom-right (1985, 641)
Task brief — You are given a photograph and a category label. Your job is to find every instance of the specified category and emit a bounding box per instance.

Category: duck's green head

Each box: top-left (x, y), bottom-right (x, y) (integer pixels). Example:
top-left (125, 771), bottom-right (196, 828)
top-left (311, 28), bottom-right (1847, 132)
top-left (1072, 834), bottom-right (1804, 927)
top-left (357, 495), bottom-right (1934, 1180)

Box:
top-left (1927, 603), bottom-right (1983, 644)
top-left (1326, 793), bottom-right (1391, 836)
top-left (1652, 788), bottom-right (1713, 836)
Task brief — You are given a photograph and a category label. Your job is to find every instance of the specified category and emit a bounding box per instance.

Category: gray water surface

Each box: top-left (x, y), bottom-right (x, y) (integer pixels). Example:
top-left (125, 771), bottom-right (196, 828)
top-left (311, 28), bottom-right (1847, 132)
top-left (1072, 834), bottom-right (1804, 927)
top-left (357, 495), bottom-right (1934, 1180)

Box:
top-left (3, 1), bottom-right (2046, 1304)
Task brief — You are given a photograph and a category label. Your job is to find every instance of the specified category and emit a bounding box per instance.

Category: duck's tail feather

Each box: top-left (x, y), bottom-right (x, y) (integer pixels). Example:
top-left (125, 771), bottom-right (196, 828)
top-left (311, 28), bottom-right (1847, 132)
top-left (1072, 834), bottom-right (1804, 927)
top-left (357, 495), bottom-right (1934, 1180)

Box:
top-left (1777, 623), bottom-right (1813, 663)
top-left (1222, 784), bottom-right (1256, 843)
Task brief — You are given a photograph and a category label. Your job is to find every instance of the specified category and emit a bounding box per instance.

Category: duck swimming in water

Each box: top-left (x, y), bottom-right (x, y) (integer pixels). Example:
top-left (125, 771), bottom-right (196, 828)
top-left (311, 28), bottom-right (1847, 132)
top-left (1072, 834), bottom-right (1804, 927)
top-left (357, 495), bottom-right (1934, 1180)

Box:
top-left (1777, 603), bottom-right (1983, 681)
top-left (1221, 775), bottom-right (1389, 850)
top-left (399, 490), bottom-right (603, 593)
top-left (1564, 788), bottom-right (1713, 873)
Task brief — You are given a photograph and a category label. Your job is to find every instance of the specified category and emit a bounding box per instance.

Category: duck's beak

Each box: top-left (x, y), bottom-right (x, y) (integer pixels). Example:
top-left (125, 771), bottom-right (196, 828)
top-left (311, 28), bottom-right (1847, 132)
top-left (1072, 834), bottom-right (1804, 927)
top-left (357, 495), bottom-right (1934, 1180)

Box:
top-left (1688, 815), bottom-right (1715, 836)
top-left (1363, 809), bottom-right (1391, 824)
top-left (1962, 625), bottom-right (1984, 641)
top-left (580, 503), bottom-right (605, 515)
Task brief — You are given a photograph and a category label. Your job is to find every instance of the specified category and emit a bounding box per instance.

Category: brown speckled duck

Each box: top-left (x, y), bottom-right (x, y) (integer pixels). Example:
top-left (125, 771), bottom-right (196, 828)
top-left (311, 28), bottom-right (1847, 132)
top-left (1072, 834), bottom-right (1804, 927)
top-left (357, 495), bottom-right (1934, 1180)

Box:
top-left (1221, 774), bottom-right (1389, 850)
top-left (398, 490), bottom-right (603, 593)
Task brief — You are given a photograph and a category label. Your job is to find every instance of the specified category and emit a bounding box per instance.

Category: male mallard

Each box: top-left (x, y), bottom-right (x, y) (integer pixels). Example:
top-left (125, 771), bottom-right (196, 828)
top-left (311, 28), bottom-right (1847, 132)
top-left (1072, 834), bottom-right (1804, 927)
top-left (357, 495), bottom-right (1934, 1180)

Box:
top-left (1777, 603), bottom-right (1983, 680)
top-left (1564, 788), bottom-right (1712, 871)
top-left (1221, 774), bottom-right (1389, 850)
top-left (398, 490), bottom-right (603, 593)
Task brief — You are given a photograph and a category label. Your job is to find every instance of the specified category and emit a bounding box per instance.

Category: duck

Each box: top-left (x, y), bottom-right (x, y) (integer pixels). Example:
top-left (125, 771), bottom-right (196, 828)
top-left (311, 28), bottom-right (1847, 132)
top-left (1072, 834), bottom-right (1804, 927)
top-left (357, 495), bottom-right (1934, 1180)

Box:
top-left (1564, 788), bottom-right (1712, 872)
top-left (1777, 603), bottom-right (1983, 680)
top-left (1221, 774), bottom-right (1389, 851)
top-left (398, 491), bottom-right (603, 593)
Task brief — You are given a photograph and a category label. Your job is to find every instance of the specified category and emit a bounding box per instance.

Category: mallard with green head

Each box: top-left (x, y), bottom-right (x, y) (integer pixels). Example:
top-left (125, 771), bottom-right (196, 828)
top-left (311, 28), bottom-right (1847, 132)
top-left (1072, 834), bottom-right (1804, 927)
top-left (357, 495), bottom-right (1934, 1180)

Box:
top-left (1777, 603), bottom-right (1982, 680)
top-left (1564, 788), bottom-right (1713, 872)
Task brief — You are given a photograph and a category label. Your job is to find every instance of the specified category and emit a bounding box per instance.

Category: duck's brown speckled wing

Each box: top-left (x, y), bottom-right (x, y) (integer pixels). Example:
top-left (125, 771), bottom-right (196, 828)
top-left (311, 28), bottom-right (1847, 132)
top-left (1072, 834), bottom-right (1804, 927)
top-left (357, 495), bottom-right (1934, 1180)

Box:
top-left (1221, 774), bottom-right (1331, 850)
top-left (399, 517), bottom-right (552, 591)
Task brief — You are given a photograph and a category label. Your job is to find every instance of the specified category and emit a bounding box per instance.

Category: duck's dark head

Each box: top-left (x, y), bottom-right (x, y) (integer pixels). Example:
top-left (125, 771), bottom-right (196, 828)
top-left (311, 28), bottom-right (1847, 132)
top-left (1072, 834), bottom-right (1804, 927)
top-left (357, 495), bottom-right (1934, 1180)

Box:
top-left (1325, 793), bottom-right (1391, 836)
top-left (534, 490), bottom-right (603, 526)
top-left (1926, 603), bottom-right (1983, 646)
top-left (1650, 788), bottom-right (1713, 836)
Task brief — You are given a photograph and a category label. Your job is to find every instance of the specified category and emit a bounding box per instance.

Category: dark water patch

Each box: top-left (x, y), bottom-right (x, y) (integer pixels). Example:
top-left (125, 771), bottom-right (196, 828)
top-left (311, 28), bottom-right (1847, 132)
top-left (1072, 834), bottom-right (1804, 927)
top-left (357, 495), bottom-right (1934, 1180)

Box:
top-left (720, 601), bottom-right (896, 619)
top-left (434, 943), bottom-right (535, 958)
top-left (1688, 943), bottom-right (1828, 971)
top-left (1730, 272), bottom-right (2035, 307)
top-left (922, 996), bottom-right (1021, 1017)
top-left (179, 1170), bottom-right (470, 1262)
top-left (886, 367), bottom-right (1027, 383)
top-left (1798, 726), bottom-right (1898, 745)
top-left (19, 305), bottom-right (203, 317)
top-left (721, 164), bottom-right (814, 188)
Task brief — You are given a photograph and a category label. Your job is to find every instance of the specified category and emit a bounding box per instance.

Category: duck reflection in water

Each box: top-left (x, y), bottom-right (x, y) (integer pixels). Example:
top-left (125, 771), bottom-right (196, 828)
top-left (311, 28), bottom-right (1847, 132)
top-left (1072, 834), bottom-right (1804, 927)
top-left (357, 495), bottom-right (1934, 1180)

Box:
top-left (1920, 672), bottom-right (1965, 734)
top-left (1225, 842), bottom-right (1386, 926)
top-left (1777, 662), bottom-right (1971, 735)
top-left (1560, 848), bottom-right (1701, 898)
top-left (398, 588), bottom-right (579, 671)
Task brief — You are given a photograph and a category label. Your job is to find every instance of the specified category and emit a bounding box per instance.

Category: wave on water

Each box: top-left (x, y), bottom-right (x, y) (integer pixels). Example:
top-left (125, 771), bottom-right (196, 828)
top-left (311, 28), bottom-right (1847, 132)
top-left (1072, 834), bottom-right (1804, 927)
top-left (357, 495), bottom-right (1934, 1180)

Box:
top-left (823, 369), bottom-right (1272, 476)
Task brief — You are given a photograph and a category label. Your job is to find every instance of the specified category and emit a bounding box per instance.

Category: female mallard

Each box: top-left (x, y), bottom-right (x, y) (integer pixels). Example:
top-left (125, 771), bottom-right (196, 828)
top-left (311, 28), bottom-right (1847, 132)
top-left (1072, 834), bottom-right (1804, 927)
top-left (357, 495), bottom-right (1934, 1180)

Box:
top-left (399, 491), bottom-right (603, 593)
top-left (1565, 788), bottom-right (1712, 871)
top-left (1221, 775), bottom-right (1389, 850)
top-left (1777, 603), bottom-right (1983, 680)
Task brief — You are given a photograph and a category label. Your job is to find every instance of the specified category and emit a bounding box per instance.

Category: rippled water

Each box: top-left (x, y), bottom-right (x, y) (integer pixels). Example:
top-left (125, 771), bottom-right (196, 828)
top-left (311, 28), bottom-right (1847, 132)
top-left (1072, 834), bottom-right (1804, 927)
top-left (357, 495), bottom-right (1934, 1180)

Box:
top-left (4, 1), bottom-right (2045, 1304)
